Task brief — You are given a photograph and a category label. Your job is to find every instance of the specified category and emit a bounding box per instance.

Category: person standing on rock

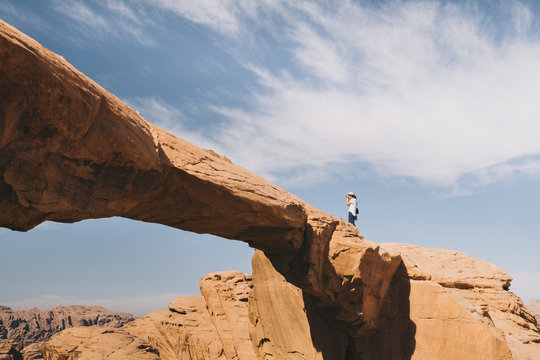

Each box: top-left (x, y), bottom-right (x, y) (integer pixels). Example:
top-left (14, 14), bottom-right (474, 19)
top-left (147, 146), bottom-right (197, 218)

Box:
top-left (346, 192), bottom-right (358, 225)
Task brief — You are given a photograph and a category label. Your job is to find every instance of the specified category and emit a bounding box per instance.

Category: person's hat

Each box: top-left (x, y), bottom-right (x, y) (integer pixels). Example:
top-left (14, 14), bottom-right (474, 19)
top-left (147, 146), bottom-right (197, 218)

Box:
top-left (347, 192), bottom-right (355, 196)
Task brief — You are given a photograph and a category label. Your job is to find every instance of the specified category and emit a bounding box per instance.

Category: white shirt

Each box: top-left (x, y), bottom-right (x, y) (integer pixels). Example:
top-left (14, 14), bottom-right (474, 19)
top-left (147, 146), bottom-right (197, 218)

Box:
top-left (348, 197), bottom-right (357, 214)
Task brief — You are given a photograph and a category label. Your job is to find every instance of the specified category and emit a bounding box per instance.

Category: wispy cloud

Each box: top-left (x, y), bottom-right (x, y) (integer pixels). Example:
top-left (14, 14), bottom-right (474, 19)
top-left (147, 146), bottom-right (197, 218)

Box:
top-left (3, 293), bottom-right (186, 317)
top-left (166, 0), bottom-right (540, 190)
top-left (44, 0), bottom-right (540, 190)
top-left (0, 1), bottom-right (52, 33)
top-left (52, 0), bottom-right (155, 46)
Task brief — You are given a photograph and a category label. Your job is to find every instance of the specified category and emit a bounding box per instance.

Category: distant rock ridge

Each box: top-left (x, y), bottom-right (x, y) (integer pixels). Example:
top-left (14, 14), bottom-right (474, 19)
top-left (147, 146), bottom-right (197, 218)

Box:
top-left (528, 299), bottom-right (540, 323)
top-left (1, 18), bottom-right (540, 359)
top-left (0, 305), bottom-right (134, 350)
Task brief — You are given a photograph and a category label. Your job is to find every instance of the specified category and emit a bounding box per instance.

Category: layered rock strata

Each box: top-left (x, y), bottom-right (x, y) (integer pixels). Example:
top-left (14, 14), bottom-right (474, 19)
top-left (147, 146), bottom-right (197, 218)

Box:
top-left (0, 305), bottom-right (134, 349)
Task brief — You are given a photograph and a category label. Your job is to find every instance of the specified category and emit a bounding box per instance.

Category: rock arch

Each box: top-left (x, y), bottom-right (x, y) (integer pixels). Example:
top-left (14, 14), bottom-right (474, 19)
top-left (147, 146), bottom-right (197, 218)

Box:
top-left (1, 20), bottom-right (539, 359)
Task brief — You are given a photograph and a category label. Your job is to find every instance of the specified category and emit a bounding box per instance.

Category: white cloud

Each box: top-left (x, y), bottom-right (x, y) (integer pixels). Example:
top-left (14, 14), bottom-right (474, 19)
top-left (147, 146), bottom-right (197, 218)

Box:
top-left (186, 1), bottom-right (540, 189)
top-left (142, 0), bottom-right (254, 36)
top-left (48, 0), bottom-right (540, 190)
top-left (3, 293), bottom-right (186, 317)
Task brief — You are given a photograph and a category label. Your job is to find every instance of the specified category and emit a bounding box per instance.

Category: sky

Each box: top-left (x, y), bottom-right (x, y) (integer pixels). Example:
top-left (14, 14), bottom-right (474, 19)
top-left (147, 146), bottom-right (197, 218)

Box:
top-left (1, 0), bottom-right (539, 316)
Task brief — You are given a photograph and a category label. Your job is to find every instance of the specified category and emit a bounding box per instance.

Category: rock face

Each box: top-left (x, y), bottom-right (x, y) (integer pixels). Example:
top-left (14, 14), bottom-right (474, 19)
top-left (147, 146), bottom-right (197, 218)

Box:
top-left (383, 243), bottom-right (540, 360)
top-left (2, 19), bottom-right (540, 360)
top-left (200, 272), bottom-right (256, 360)
top-left (0, 305), bottom-right (134, 350)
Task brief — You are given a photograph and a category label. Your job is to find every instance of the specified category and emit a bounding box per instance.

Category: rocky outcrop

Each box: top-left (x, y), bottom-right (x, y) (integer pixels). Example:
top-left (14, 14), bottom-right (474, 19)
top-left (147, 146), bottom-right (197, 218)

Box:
top-left (0, 340), bottom-right (22, 360)
top-left (0, 305), bottom-right (134, 351)
top-left (42, 327), bottom-right (159, 360)
top-left (383, 243), bottom-right (540, 360)
top-left (125, 297), bottom-right (227, 360)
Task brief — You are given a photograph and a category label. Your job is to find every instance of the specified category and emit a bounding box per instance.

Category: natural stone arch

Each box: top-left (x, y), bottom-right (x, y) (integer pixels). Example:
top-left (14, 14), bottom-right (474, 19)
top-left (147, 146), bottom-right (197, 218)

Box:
top-left (4, 19), bottom-right (539, 359)
top-left (0, 19), bottom-right (402, 343)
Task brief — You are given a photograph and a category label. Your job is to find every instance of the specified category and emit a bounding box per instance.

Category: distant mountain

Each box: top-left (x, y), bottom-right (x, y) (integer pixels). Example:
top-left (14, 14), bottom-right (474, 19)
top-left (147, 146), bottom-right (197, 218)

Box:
top-left (0, 305), bottom-right (134, 351)
top-left (528, 299), bottom-right (540, 323)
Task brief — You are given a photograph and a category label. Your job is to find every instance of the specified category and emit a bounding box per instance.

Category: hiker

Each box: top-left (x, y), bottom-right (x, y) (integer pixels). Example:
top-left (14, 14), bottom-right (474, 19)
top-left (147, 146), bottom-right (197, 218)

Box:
top-left (346, 192), bottom-right (358, 225)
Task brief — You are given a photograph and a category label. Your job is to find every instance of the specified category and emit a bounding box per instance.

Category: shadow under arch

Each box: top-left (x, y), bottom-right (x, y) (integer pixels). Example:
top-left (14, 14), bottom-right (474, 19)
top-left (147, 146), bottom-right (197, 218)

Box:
top-left (302, 261), bottom-right (416, 360)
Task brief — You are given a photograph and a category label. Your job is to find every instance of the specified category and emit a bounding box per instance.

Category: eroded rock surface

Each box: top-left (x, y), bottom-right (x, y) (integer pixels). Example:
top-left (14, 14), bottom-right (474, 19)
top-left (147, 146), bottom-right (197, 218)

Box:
top-left (125, 297), bottom-right (227, 360)
top-left (42, 327), bottom-right (159, 360)
top-left (200, 272), bottom-right (256, 360)
top-left (0, 340), bottom-right (22, 360)
top-left (42, 273), bottom-right (257, 360)
top-left (383, 243), bottom-right (540, 360)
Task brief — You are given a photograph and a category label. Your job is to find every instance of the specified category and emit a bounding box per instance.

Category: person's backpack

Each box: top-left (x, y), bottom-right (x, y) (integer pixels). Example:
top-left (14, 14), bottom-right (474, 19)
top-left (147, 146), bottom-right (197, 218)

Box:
top-left (354, 207), bottom-right (358, 220)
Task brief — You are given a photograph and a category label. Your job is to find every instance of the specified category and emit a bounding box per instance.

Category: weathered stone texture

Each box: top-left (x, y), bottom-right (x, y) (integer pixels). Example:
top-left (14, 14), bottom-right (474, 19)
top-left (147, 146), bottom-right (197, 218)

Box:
top-left (200, 271), bottom-right (256, 360)
top-left (42, 327), bottom-right (159, 360)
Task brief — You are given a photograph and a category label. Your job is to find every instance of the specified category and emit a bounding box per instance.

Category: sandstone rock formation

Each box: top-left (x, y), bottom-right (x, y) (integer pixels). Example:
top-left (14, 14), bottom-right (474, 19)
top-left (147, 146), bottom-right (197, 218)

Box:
top-left (384, 243), bottom-right (540, 360)
top-left (2, 18), bottom-right (540, 359)
top-left (0, 305), bottom-right (134, 351)
top-left (43, 327), bottom-right (159, 360)
top-left (527, 299), bottom-right (540, 323)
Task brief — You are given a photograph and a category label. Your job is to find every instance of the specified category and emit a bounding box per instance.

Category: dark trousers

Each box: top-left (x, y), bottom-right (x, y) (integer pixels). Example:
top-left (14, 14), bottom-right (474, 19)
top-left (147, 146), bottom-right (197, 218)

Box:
top-left (348, 212), bottom-right (356, 225)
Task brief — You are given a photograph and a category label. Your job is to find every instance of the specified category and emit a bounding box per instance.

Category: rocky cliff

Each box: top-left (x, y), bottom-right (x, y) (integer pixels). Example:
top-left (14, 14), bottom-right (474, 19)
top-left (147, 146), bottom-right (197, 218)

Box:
top-left (1, 19), bottom-right (540, 359)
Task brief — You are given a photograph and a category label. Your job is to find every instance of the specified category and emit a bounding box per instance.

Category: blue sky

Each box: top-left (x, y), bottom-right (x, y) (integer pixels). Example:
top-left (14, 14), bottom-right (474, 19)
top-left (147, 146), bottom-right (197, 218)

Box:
top-left (1, 0), bottom-right (539, 316)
